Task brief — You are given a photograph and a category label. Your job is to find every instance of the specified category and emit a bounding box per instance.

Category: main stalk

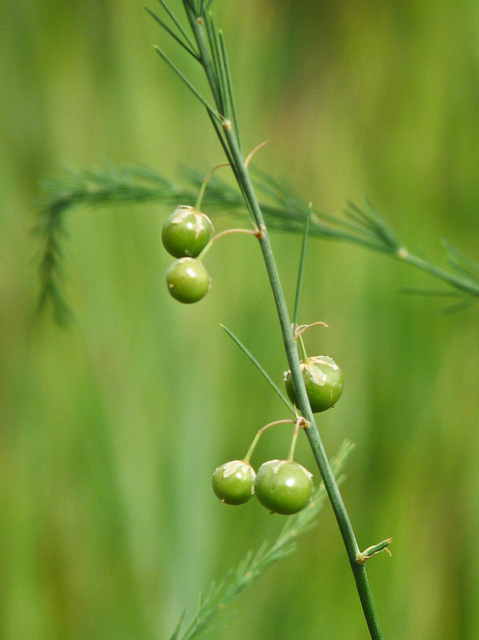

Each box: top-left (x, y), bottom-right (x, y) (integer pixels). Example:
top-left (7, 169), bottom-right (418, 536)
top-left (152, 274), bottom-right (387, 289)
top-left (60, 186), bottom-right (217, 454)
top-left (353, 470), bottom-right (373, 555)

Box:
top-left (184, 5), bottom-right (385, 638)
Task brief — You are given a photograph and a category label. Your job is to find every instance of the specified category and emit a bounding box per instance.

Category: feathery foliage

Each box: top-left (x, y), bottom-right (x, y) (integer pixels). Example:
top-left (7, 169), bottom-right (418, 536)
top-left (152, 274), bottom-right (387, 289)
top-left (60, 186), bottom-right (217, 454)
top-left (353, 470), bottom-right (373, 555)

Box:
top-left (36, 164), bottom-right (479, 323)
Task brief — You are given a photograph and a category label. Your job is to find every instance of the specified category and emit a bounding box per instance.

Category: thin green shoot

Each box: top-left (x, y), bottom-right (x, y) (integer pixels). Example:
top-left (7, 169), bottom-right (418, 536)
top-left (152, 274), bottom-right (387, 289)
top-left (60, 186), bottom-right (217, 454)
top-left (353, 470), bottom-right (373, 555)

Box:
top-left (297, 333), bottom-right (308, 361)
top-left (243, 419), bottom-right (296, 463)
top-left (220, 324), bottom-right (295, 415)
top-left (182, 2), bottom-right (223, 110)
top-left (293, 202), bottom-right (312, 327)
top-left (219, 30), bottom-right (241, 149)
top-left (154, 0), bottom-right (198, 53)
top-left (168, 611), bottom-right (186, 640)
top-left (441, 297), bottom-right (476, 314)
top-left (145, 7), bottom-right (199, 59)
top-left (153, 46), bottom-right (222, 123)
top-left (197, 227), bottom-right (257, 261)
top-left (204, 12), bottom-right (228, 118)
top-left (194, 163), bottom-right (230, 211)
top-left (286, 421), bottom-right (301, 461)
top-left (443, 239), bottom-right (479, 282)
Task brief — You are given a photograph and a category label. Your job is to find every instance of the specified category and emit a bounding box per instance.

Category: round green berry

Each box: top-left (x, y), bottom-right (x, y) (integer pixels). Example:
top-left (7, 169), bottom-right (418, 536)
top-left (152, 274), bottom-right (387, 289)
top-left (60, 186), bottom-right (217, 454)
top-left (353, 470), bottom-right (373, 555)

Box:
top-left (212, 460), bottom-right (256, 505)
top-left (254, 460), bottom-right (313, 515)
top-left (284, 356), bottom-right (344, 413)
top-left (162, 205), bottom-right (214, 258)
top-left (166, 257), bottom-right (211, 303)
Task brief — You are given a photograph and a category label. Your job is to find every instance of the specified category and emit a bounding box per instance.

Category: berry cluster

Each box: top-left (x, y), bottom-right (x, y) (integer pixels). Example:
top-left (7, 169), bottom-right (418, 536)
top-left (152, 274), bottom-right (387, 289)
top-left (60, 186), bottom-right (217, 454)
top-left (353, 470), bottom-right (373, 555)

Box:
top-left (162, 205), bottom-right (213, 303)
top-left (212, 355), bottom-right (344, 515)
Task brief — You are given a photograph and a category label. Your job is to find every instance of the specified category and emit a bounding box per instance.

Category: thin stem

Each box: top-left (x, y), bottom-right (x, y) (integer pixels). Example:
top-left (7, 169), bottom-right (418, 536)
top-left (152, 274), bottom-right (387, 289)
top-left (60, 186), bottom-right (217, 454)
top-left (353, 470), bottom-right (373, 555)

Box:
top-left (194, 162), bottom-right (230, 210)
top-left (211, 227), bottom-right (257, 243)
top-left (155, 0), bottom-right (198, 52)
top-left (204, 12), bottom-right (228, 118)
top-left (145, 7), bottom-right (199, 59)
top-left (198, 227), bottom-right (257, 259)
top-left (220, 324), bottom-right (296, 414)
top-left (197, 229), bottom-right (259, 260)
top-left (217, 130), bottom-right (384, 637)
top-left (153, 46), bottom-right (221, 122)
top-left (286, 422), bottom-right (300, 461)
top-left (183, 3), bottom-right (222, 110)
top-left (219, 30), bottom-right (241, 148)
top-left (261, 418), bottom-right (297, 431)
top-left (244, 419), bottom-right (296, 462)
top-left (297, 334), bottom-right (308, 361)
top-left (218, 91), bottom-right (385, 640)
top-left (243, 430), bottom-right (262, 463)
top-left (399, 249), bottom-right (479, 297)
top-left (294, 321), bottom-right (329, 339)
top-left (244, 140), bottom-right (270, 168)
top-left (293, 203), bottom-right (312, 327)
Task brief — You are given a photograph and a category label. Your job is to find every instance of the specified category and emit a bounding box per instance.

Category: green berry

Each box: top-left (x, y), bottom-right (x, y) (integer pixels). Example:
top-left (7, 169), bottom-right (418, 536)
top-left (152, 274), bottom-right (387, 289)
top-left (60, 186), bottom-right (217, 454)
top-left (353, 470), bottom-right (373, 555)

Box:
top-left (284, 356), bottom-right (344, 413)
top-left (162, 205), bottom-right (214, 258)
top-left (166, 257), bottom-right (211, 303)
top-left (254, 460), bottom-right (313, 515)
top-left (212, 460), bottom-right (256, 505)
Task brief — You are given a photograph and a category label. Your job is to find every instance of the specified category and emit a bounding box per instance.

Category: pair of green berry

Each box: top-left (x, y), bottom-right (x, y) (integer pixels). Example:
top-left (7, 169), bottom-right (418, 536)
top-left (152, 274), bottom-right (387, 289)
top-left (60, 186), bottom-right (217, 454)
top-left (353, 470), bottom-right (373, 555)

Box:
top-left (212, 458), bottom-right (313, 515)
top-left (162, 205), bottom-right (214, 303)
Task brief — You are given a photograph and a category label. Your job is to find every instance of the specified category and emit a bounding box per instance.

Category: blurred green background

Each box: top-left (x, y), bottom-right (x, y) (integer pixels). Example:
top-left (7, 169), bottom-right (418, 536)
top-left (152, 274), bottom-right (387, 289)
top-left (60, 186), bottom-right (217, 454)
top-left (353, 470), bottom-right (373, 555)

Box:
top-left (2, 0), bottom-right (479, 638)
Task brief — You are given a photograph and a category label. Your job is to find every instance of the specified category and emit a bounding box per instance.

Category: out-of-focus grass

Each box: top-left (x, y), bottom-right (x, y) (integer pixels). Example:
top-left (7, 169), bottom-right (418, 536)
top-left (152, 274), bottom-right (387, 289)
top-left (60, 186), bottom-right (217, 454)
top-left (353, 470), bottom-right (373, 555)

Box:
top-left (1, 1), bottom-right (479, 639)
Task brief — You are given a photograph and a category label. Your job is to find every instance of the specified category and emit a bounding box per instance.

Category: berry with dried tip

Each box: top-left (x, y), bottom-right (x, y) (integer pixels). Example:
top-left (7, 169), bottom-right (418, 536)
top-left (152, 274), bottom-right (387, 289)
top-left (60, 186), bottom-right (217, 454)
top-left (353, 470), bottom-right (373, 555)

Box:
top-left (254, 459), bottom-right (313, 515)
top-left (284, 356), bottom-right (344, 413)
top-left (162, 205), bottom-right (214, 258)
top-left (212, 460), bottom-right (256, 505)
top-left (166, 257), bottom-right (211, 303)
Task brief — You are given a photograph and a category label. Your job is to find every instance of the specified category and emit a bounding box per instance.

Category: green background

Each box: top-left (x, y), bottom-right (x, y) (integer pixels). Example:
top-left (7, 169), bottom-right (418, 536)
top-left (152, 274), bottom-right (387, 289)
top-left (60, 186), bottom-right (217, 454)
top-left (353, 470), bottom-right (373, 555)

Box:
top-left (2, 1), bottom-right (479, 638)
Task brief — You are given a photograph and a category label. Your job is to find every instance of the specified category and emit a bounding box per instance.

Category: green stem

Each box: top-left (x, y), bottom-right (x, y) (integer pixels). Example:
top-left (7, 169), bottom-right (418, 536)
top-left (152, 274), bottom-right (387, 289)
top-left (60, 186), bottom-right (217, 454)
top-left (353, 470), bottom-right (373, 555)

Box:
top-left (244, 419), bottom-right (295, 462)
top-left (197, 227), bottom-right (257, 259)
top-left (293, 203), bottom-right (312, 326)
top-left (298, 334), bottom-right (308, 361)
top-left (220, 324), bottom-right (295, 415)
top-left (222, 127), bottom-right (384, 640)
top-left (400, 249), bottom-right (479, 296)
top-left (184, 6), bottom-right (385, 639)
top-left (243, 430), bottom-right (262, 463)
top-left (286, 424), bottom-right (300, 461)
top-left (194, 179), bottom-right (208, 211)
top-left (184, 5), bottom-right (222, 111)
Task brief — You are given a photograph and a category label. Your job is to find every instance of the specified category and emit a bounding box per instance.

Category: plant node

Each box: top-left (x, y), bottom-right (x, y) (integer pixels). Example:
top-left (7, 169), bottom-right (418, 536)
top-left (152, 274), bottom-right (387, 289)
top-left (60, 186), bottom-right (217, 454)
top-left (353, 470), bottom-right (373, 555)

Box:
top-left (357, 538), bottom-right (393, 564)
top-left (254, 224), bottom-right (266, 239)
top-left (297, 416), bottom-right (310, 430)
